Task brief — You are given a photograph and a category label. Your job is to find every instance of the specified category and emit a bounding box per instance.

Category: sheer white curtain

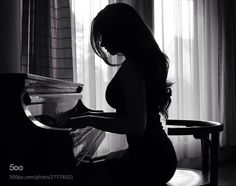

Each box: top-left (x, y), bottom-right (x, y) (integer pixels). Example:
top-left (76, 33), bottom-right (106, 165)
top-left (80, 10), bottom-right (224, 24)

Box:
top-left (70, 0), bottom-right (128, 156)
top-left (154, 0), bottom-right (223, 159)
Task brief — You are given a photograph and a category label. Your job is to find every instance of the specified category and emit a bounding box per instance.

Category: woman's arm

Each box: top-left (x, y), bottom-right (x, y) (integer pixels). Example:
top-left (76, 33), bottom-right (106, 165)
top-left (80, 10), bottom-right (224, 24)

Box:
top-left (67, 112), bottom-right (145, 135)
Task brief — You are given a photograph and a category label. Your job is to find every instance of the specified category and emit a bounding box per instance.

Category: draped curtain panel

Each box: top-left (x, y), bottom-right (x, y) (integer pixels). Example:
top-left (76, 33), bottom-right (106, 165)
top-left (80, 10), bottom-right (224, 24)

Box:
top-left (21, 0), bottom-right (73, 81)
top-left (218, 0), bottom-right (236, 146)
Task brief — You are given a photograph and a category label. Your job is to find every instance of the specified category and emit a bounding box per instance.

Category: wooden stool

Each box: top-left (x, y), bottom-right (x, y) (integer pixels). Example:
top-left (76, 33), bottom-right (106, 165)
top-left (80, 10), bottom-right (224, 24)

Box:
top-left (166, 120), bottom-right (224, 186)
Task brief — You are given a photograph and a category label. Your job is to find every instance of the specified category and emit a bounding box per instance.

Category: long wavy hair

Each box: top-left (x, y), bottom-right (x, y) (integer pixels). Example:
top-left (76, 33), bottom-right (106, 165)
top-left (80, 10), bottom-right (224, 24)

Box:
top-left (90, 3), bottom-right (172, 119)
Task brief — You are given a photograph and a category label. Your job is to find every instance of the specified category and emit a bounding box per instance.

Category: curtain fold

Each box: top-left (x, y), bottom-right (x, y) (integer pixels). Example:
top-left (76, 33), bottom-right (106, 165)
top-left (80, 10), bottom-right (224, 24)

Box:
top-left (21, 0), bottom-right (73, 81)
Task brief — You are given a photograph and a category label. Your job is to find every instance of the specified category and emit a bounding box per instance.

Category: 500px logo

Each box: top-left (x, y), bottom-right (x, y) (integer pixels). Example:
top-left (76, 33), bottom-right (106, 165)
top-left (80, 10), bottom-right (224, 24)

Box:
top-left (9, 164), bottom-right (24, 171)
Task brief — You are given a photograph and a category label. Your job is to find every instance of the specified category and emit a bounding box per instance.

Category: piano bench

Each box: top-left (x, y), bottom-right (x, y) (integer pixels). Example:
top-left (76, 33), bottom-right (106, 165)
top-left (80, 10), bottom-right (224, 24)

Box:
top-left (166, 119), bottom-right (224, 186)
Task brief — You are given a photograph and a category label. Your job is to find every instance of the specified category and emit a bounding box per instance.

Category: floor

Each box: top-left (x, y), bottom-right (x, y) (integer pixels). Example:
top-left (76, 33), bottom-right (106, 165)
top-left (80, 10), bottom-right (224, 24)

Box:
top-left (218, 146), bottom-right (236, 186)
top-left (218, 160), bottom-right (236, 186)
top-left (177, 145), bottom-right (236, 186)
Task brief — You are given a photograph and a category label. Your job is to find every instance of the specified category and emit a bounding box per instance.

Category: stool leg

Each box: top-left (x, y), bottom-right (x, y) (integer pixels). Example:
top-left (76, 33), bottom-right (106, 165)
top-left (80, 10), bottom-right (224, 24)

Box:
top-left (210, 133), bottom-right (219, 186)
top-left (201, 136), bottom-right (210, 176)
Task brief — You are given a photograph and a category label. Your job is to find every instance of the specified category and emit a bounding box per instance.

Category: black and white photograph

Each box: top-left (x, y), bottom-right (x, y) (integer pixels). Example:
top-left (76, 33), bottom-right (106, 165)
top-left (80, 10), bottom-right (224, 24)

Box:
top-left (0, 0), bottom-right (236, 185)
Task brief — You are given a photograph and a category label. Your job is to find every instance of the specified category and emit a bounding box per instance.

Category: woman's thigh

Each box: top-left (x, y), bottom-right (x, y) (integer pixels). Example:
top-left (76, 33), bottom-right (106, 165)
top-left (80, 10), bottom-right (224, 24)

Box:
top-left (105, 146), bottom-right (176, 185)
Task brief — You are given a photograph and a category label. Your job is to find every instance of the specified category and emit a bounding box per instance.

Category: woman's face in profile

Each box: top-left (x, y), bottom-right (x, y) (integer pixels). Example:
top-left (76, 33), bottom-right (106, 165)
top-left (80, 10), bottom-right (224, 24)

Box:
top-left (100, 34), bottom-right (120, 55)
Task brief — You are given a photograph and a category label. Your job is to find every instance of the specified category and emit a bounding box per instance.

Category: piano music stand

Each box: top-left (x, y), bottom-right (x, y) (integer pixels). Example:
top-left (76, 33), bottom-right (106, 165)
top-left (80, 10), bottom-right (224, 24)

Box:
top-left (166, 119), bottom-right (224, 186)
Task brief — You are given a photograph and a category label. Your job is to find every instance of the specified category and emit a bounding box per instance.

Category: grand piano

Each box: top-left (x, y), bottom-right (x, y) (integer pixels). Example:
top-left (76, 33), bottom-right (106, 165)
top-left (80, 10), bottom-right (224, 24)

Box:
top-left (0, 73), bottom-right (105, 185)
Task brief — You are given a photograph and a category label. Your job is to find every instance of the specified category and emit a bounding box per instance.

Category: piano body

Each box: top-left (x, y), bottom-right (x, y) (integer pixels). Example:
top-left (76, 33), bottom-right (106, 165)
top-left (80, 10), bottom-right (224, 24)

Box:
top-left (0, 73), bottom-right (105, 184)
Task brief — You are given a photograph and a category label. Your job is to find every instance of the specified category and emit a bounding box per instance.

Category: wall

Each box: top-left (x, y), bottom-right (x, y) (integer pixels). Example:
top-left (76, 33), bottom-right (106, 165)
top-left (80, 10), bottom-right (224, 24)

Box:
top-left (0, 0), bottom-right (22, 73)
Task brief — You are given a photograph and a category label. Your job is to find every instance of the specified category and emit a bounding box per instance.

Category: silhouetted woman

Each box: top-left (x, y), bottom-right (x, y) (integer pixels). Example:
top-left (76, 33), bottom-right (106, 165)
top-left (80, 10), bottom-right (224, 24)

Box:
top-left (68, 3), bottom-right (177, 186)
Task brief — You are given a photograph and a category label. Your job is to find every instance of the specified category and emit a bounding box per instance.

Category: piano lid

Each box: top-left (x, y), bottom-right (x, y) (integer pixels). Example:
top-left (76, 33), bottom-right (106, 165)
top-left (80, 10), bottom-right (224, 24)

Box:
top-left (0, 73), bottom-right (83, 94)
